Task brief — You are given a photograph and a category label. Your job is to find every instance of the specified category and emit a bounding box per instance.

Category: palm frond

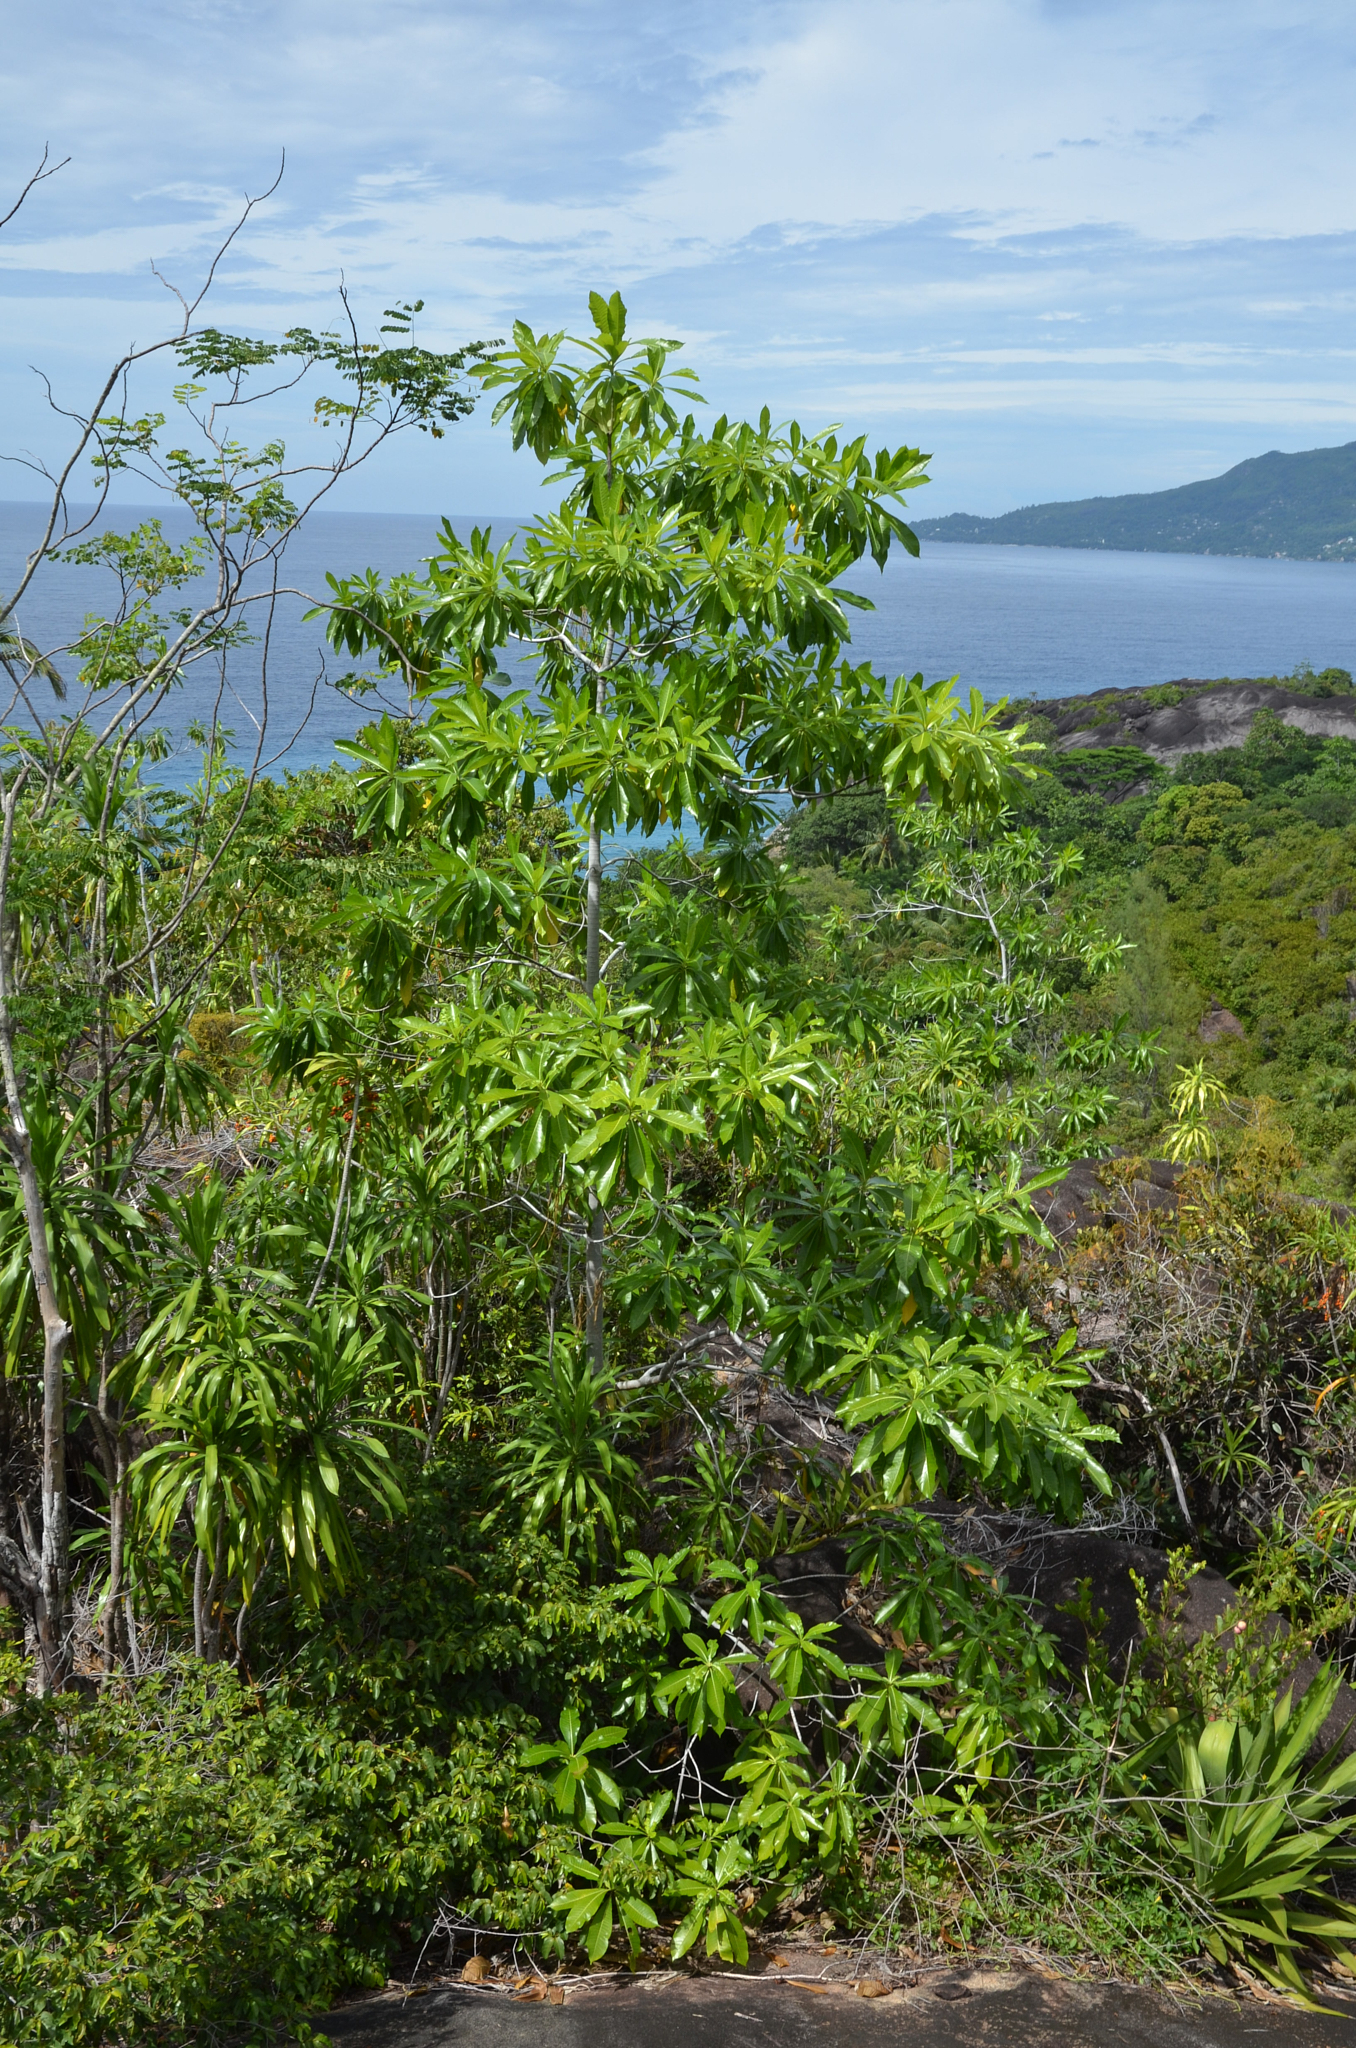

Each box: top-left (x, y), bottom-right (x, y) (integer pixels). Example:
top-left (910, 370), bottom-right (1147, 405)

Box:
top-left (0, 630), bottom-right (66, 699)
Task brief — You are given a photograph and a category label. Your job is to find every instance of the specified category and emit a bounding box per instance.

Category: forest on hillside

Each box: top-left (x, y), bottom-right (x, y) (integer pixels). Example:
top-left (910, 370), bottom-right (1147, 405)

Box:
top-left (913, 440), bottom-right (1356, 561)
top-left (785, 687), bottom-right (1356, 1189)
top-left (7, 203), bottom-right (1356, 2045)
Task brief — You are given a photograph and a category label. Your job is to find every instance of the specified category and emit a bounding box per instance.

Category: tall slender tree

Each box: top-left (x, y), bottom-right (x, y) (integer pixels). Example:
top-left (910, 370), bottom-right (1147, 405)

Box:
top-left (0, 157), bottom-right (484, 1688)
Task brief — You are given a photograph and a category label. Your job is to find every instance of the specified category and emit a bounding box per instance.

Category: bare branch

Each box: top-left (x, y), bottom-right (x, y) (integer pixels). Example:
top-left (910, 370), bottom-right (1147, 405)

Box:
top-left (0, 145), bottom-right (69, 236)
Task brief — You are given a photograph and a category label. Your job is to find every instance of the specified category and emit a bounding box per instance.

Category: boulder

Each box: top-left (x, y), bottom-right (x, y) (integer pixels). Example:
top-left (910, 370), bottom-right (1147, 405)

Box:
top-left (766, 1541), bottom-right (882, 1669)
top-left (748, 1521), bottom-right (1356, 1757)
top-left (1023, 1156), bottom-right (1183, 1244)
top-left (996, 1528), bottom-right (1224, 1673)
top-left (1200, 998), bottom-right (1246, 1043)
top-left (996, 1525), bottom-right (1356, 1755)
top-left (1033, 680), bottom-right (1356, 767)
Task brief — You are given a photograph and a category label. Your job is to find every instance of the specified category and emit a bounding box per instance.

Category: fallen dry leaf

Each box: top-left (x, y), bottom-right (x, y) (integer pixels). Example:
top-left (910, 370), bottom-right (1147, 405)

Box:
top-left (547, 1986), bottom-right (566, 2005)
top-left (855, 1979), bottom-right (889, 1999)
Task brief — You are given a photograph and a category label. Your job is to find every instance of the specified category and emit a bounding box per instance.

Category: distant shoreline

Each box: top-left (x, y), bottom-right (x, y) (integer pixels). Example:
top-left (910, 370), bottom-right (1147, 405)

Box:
top-left (917, 535), bottom-right (1356, 565)
top-left (913, 438), bottom-right (1356, 564)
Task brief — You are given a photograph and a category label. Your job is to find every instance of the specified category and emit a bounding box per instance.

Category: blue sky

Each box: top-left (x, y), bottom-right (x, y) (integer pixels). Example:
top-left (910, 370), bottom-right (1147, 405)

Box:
top-left (2, 0), bottom-right (1354, 518)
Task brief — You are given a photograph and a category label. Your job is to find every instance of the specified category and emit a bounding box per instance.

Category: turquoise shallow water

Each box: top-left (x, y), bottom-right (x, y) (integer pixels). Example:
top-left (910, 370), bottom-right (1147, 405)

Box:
top-left (3, 503), bottom-right (1354, 794)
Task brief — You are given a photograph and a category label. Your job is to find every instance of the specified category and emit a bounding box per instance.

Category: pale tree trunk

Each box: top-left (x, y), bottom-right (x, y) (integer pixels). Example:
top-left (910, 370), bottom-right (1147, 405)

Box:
top-left (585, 815), bottom-right (602, 992)
top-left (583, 811), bottom-right (606, 1371)
top-left (202, 1508), bottom-right (228, 1664)
top-left (138, 861), bottom-right (162, 1004)
top-left (88, 1381), bottom-right (131, 1680)
top-left (424, 1268), bottom-right (472, 1459)
top-left (193, 1502), bottom-right (228, 1663)
top-left (103, 1433), bottom-right (129, 1677)
top-left (193, 1541), bottom-right (208, 1660)
top-left (0, 778), bottom-right (72, 1690)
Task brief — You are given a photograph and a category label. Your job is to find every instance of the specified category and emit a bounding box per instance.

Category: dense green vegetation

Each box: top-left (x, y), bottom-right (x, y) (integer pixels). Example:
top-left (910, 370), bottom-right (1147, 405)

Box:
top-left (913, 438), bottom-right (1356, 560)
top-left (1030, 711), bottom-right (1356, 1181)
top-left (786, 701), bottom-right (1356, 1190)
top-left (8, 290), bottom-right (1356, 2047)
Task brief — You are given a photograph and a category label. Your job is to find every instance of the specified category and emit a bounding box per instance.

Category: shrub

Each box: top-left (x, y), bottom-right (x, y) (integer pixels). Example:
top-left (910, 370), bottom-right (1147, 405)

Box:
top-left (780, 791), bottom-right (908, 874)
top-left (1052, 747), bottom-right (1164, 799)
top-left (1140, 782), bottom-right (1249, 855)
top-left (0, 1653), bottom-right (553, 2046)
top-left (188, 1009), bottom-right (247, 1082)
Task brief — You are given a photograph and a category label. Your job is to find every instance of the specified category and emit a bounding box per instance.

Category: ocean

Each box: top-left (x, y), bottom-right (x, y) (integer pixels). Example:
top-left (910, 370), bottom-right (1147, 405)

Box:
top-left (3, 501), bottom-right (1355, 788)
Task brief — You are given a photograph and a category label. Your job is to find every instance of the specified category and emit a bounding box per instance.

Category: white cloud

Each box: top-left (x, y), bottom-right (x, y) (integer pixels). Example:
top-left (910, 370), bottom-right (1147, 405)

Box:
top-left (0, 0), bottom-right (1353, 508)
top-left (637, 0), bottom-right (1356, 246)
top-left (833, 376), bottom-right (1356, 426)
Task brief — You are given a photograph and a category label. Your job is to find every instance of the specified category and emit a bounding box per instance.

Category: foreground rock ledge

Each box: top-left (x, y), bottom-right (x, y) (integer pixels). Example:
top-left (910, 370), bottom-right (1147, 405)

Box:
top-left (321, 1962), bottom-right (1356, 2046)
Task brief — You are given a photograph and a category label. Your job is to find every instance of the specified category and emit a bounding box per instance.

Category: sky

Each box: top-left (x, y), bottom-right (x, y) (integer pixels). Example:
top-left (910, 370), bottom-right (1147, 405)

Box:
top-left (2, 0), bottom-right (1354, 520)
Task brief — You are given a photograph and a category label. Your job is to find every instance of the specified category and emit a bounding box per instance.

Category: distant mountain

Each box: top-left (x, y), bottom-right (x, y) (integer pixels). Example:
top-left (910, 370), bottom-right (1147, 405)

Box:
top-left (913, 441), bottom-right (1356, 562)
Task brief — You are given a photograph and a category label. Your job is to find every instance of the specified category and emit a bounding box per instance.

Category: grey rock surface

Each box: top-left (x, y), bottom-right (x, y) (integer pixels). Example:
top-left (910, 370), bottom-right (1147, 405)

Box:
top-left (963, 1521), bottom-right (1356, 1756)
top-left (766, 1540), bottom-right (881, 1667)
top-left (320, 1969), bottom-right (1356, 2047)
top-left (1199, 1001), bottom-right (1246, 1044)
top-left (1033, 681), bottom-right (1356, 766)
top-left (1022, 1157), bottom-right (1184, 1244)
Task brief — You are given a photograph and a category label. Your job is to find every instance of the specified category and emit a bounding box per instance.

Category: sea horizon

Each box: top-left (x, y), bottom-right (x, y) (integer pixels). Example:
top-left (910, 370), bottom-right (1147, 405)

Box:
top-left (3, 500), bottom-right (1355, 791)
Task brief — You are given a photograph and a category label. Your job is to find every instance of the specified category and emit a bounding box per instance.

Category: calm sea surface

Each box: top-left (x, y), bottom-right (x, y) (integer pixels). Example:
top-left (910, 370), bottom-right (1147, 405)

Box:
top-left (3, 502), bottom-right (1355, 786)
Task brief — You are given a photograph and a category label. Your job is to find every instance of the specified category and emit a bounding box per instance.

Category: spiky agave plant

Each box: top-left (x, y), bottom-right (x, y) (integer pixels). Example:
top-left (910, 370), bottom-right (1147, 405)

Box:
top-left (1123, 1662), bottom-right (1356, 2007)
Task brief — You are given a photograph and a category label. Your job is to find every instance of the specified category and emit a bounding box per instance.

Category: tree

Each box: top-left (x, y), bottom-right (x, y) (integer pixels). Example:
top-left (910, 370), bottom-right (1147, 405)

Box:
top-left (324, 291), bottom-right (1028, 1376)
top-left (0, 157), bottom-right (485, 1689)
top-left (824, 805), bottom-right (1151, 1171)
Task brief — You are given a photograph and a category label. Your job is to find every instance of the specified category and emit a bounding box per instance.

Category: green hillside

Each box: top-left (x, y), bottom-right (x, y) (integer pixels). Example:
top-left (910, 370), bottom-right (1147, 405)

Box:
top-left (914, 439), bottom-right (1356, 561)
top-left (779, 692), bottom-right (1356, 1190)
